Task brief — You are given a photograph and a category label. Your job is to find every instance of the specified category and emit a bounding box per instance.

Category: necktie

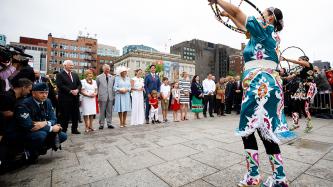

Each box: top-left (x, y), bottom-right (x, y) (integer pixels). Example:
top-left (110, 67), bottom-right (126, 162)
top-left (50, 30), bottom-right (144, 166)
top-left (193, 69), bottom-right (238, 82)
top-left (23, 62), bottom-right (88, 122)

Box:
top-left (106, 75), bottom-right (109, 83)
top-left (67, 72), bottom-right (73, 82)
top-left (39, 103), bottom-right (46, 120)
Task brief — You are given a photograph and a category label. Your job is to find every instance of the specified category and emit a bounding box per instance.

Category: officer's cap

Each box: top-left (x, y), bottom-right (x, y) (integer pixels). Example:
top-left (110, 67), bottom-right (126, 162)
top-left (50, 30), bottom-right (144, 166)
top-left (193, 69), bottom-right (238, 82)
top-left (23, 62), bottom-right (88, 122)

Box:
top-left (32, 83), bottom-right (49, 92)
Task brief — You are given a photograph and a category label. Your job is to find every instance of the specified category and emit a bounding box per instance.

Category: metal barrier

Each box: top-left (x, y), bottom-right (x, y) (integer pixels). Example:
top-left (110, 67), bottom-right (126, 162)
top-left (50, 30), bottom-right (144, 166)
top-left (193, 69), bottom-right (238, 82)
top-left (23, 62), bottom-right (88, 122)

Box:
top-left (311, 92), bottom-right (333, 114)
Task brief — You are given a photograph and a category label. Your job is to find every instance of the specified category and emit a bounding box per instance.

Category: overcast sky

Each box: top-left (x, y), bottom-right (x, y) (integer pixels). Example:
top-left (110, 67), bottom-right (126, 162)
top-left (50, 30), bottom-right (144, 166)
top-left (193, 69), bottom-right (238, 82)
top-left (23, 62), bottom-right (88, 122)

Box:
top-left (1, 0), bottom-right (332, 64)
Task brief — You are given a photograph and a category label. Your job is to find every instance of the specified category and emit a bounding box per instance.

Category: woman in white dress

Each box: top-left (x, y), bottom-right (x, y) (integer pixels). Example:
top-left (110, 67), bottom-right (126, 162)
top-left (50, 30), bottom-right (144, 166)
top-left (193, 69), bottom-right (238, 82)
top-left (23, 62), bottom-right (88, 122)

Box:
top-left (80, 69), bottom-right (98, 133)
top-left (130, 69), bottom-right (145, 125)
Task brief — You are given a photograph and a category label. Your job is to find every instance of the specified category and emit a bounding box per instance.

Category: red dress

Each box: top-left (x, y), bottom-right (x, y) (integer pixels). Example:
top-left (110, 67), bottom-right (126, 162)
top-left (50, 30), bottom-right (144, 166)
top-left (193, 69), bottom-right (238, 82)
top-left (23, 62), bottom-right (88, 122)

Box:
top-left (171, 89), bottom-right (181, 111)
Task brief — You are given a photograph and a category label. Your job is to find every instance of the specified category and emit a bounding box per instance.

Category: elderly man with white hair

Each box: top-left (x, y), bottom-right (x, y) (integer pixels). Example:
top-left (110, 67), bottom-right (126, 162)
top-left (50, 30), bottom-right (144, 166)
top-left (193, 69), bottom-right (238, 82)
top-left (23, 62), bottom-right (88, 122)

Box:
top-left (96, 64), bottom-right (115, 129)
top-left (56, 60), bottom-right (82, 134)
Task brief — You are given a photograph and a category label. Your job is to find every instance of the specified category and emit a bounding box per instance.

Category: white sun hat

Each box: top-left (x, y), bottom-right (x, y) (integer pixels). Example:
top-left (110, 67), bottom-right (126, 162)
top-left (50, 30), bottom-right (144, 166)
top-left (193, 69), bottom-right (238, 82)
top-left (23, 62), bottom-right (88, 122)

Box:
top-left (115, 66), bottom-right (130, 75)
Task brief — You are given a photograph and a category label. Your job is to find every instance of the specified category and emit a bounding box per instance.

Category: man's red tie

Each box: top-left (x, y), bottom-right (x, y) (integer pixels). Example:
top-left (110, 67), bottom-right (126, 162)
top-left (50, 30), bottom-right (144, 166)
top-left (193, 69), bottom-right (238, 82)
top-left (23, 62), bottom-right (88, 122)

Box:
top-left (68, 72), bottom-right (73, 82)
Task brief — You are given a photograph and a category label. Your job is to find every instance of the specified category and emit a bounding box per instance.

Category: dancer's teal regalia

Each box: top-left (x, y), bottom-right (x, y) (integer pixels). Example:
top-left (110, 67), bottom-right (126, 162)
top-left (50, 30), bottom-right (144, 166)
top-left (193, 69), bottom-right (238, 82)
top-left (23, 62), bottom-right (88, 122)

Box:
top-left (236, 16), bottom-right (296, 143)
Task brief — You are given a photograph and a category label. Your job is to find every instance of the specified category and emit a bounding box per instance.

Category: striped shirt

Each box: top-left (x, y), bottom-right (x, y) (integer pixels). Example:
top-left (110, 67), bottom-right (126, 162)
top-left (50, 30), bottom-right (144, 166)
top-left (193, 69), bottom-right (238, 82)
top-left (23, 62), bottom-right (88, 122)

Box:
top-left (179, 79), bottom-right (191, 104)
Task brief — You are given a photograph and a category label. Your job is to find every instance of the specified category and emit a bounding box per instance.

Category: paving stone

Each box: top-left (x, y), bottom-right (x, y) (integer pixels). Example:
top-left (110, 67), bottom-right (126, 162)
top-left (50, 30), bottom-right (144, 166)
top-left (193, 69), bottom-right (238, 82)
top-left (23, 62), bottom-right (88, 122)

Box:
top-left (182, 179), bottom-right (215, 187)
top-left (312, 126), bottom-right (333, 137)
top-left (190, 148), bottom-right (242, 170)
top-left (150, 144), bottom-right (200, 161)
top-left (323, 150), bottom-right (333, 161)
top-left (90, 169), bottom-right (169, 187)
top-left (118, 141), bottom-right (161, 154)
top-left (13, 150), bottom-right (79, 177)
top-left (182, 138), bottom-right (229, 151)
top-left (172, 132), bottom-right (210, 141)
top-left (76, 145), bottom-right (126, 164)
top-left (291, 174), bottom-right (333, 187)
top-left (107, 151), bottom-right (165, 174)
top-left (201, 129), bottom-right (228, 136)
top-left (0, 170), bottom-right (51, 187)
top-left (63, 140), bottom-right (97, 153)
top-left (302, 134), bottom-right (333, 144)
top-left (94, 136), bottom-right (131, 148)
top-left (149, 157), bottom-right (218, 187)
top-left (52, 160), bottom-right (117, 187)
top-left (207, 133), bottom-right (241, 144)
top-left (280, 144), bottom-right (328, 164)
top-left (305, 159), bottom-right (333, 182)
top-left (152, 135), bottom-right (189, 147)
top-left (122, 133), bottom-right (160, 143)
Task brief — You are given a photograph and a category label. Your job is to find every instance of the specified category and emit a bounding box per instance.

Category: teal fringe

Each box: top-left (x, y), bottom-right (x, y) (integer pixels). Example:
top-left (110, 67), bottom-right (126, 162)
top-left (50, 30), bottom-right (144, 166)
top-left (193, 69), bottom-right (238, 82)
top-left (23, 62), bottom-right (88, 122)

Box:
top-left (275, 131), bottom-right (297, 140)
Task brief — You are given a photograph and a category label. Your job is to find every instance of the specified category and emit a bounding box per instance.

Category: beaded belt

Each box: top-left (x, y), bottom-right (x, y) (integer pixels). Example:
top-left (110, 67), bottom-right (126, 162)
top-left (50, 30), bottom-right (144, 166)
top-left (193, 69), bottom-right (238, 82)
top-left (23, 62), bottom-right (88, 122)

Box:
top-left (244, 60), bottom-right (277, 71)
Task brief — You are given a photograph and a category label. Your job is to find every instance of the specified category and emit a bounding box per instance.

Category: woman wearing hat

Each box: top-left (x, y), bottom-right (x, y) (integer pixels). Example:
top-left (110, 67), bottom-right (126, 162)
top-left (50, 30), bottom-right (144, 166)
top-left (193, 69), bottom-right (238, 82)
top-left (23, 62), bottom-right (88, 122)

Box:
top-left (114, 66), bottom-right (131, 128)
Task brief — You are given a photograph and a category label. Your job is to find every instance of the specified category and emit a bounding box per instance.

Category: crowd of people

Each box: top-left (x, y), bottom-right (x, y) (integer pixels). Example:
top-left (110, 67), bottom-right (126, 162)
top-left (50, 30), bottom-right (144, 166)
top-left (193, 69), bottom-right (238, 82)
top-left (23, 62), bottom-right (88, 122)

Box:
top-left (0, 46), bottom-right (248, 170)
top-left (77, 63), bottom-right (246, 128)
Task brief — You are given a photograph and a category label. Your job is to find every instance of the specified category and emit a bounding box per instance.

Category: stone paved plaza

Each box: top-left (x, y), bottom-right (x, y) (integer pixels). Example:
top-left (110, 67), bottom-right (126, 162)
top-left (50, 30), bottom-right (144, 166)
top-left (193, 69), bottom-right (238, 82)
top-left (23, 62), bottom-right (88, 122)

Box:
top-left (0, 114), bottom-right (332, 187)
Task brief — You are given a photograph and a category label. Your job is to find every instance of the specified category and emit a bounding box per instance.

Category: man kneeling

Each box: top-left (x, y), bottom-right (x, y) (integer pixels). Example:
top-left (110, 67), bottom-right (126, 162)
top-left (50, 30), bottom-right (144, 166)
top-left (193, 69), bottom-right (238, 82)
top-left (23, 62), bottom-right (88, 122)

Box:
top-left (15, 83), bottom-right (67, 162)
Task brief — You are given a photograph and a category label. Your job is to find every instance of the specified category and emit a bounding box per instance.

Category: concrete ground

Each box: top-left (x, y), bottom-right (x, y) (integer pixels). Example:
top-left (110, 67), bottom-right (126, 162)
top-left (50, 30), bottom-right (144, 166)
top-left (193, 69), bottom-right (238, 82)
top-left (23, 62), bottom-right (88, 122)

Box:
top-left (0, 113), bottom-right (332, 187)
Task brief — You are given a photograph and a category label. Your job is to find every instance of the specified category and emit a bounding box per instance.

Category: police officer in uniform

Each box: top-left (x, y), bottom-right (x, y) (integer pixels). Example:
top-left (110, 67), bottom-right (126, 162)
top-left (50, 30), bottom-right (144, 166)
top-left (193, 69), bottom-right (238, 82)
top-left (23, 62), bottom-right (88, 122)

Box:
top-left (15, 83), bottom-right (67, 161)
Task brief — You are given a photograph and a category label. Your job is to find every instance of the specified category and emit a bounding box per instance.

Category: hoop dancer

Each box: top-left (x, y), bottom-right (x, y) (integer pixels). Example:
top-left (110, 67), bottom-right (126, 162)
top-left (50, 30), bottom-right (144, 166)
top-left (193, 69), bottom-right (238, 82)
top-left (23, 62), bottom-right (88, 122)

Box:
top-left (208, 1), bottom-right (294, 186)
top-left (282, 56), bottom-right (317, 133)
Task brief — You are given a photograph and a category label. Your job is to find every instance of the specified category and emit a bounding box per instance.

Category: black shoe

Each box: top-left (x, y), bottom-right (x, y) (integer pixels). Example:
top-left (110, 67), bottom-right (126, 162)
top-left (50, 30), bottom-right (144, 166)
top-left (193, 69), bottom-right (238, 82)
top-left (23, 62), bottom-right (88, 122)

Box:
top-left (156, 120), bottom-right (161, 123)
top-left (152, 120), bottom-right (155, 124)
top-left (99, 126), bottom-right (104, 130)
top-left (72, 130), bottom-right (81, 134)
top-left (107, 125), bottom-right (114, 129)
top-left (203, 114), bottom-right (207, 118)
top-left (210, 114), bottom-right (214, 117)
top-left (146, 120), bottom-right (150, 124)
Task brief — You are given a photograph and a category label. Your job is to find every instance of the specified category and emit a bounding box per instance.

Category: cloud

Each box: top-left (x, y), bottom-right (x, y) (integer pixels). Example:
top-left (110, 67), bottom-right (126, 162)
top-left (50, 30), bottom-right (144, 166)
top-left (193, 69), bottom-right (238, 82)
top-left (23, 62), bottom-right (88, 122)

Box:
top-left (1, 0), bottom-right (332, 64)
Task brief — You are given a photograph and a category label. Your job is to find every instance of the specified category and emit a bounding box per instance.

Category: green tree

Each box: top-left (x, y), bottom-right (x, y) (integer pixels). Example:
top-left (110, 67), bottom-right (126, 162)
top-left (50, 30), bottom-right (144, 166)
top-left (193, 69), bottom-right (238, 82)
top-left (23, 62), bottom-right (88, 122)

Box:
top-left (145, 63), bottom-right (164, 74)
top-left (228, 70), bottom-right (236, 77)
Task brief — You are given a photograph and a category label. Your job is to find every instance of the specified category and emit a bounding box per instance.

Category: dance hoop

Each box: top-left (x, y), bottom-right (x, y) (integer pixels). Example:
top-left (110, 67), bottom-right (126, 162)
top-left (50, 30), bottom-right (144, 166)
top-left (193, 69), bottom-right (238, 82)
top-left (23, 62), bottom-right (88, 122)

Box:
top-left (210, 0), bottom-right (265, 34)
top-left (278, 46), bottom-right (306, 73)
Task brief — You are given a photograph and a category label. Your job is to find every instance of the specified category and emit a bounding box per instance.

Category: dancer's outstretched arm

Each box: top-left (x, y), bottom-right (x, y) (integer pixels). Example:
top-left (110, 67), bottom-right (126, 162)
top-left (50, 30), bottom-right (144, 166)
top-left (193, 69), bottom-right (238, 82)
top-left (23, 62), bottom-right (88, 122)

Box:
top-left (282, 57), bottom-right (311, 68)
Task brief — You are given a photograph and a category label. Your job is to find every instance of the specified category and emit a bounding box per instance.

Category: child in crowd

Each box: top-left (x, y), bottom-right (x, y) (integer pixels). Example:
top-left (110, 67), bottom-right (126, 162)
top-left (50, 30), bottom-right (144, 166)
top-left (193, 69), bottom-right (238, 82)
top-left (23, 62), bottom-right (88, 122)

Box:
top-left (171, 82), bottom-right (181, 122)
top-left (149, 90), bottom-right (161, 124)
top-left (160, 77), bottom-right (171, 122)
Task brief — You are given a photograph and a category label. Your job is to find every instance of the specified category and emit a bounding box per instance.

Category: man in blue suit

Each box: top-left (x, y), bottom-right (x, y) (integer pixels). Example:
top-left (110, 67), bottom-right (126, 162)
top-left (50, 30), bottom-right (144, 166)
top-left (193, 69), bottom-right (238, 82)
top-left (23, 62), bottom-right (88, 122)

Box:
top-left (144, 65), bottom-right (161, 124)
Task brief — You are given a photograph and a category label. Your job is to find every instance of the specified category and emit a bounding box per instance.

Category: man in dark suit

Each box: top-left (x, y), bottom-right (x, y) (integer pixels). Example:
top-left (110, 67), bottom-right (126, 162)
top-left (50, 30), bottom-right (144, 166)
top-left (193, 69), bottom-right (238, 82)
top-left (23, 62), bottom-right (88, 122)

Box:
top-left (34, 70), bottom-right (47, 84)
top-left (144, 65), bottom-right (161, 124)
top-left (234, 75), bottom-right (243, 114)
top-left (225, 76), bottom-right (235, 114)
top-left (56, 60), bottom-right (82, 134)
top-left (15, 83), bottom-right (67, 162)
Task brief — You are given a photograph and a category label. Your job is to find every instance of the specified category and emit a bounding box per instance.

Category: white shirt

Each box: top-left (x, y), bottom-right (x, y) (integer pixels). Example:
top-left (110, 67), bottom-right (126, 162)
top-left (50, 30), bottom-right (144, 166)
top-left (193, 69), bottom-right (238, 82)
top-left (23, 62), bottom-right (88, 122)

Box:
top-left (160, 84), bottom-right (171, 98)
top-left (202, 79), bottom-right (216, 95)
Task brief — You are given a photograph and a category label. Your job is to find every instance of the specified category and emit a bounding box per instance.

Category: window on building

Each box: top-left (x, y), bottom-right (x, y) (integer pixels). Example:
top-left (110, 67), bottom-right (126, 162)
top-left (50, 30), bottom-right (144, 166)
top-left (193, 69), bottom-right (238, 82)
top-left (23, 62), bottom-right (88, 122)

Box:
top-left (52, 42), bottom-right (57, 48)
